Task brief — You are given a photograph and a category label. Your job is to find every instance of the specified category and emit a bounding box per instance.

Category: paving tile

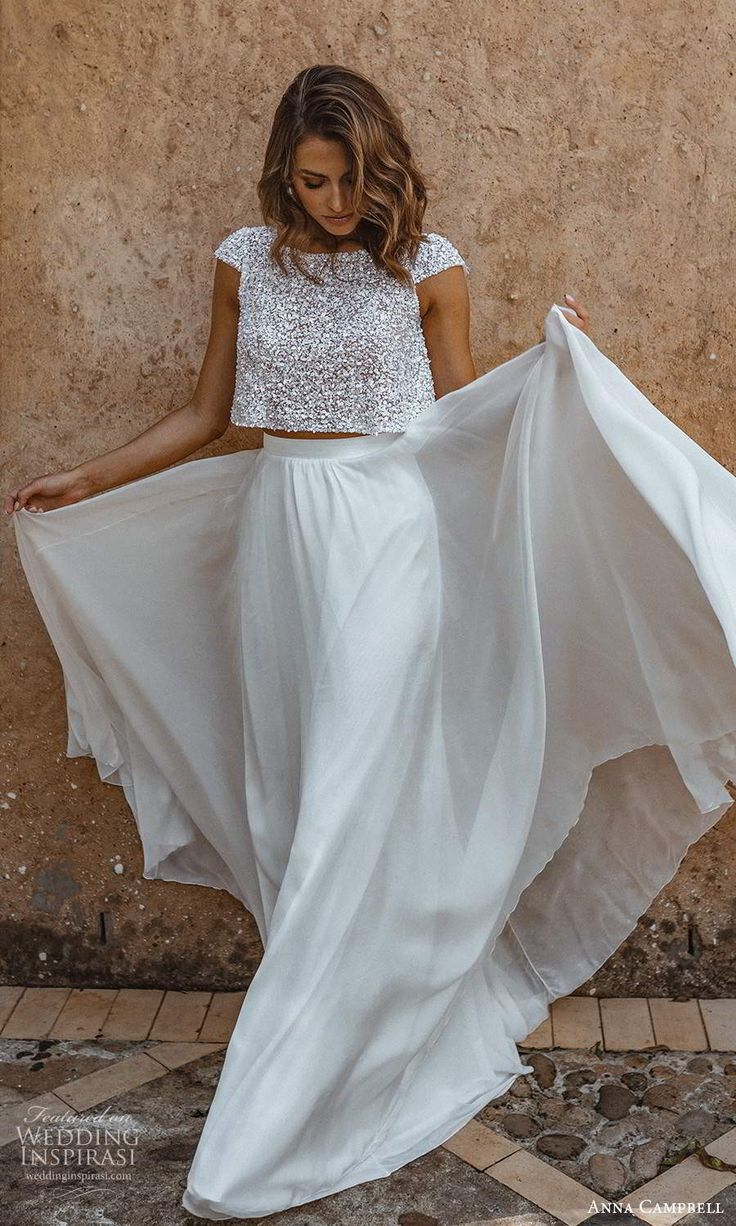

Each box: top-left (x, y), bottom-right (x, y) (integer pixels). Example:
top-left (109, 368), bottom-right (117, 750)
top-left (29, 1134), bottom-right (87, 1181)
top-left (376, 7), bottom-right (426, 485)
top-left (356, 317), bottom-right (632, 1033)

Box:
top-left (519, 1011), bottom-right (553, 1049)
top-left (100, 988), bottom-right (165, 1039)
top-left (441, 1119), bottom-right (519, 1169)
top-left (599, 996), bottom-right (655, 1051)
top-left (0, 1035), bottom-right (137, 1099)
top-left (52, 1051), bottom-right (170, 1111)
top-left (144, 1041), bottom-right (227, 1070)
top-left (699, 999), bottom-right (736, 1051)
top-left (198, 991), bottom-right (246, 1042)
top-left (0, 1086), bottom-right (24, 1109)
top-left (550, 995), bottom-right (602, 1049)
top-left (0, 1091), bottom-right (70, 1148)
top-left (648, 997), bottom-right (709, 1051)
top-left (487, 1148), bottom-right (594, 1226)
top-left (0, 987), bottom-right (25, 1030)
top-left (47, 988), bottom-right (119, 1039)
top-left (706, 1125), bottom-right (736, 1165)
top-left (147, 990), bottom-right (212, 1041)
top-left (1, 988), bottom-right (71, 1039)
top-left (619, 1152), bottom-right (734, 1224)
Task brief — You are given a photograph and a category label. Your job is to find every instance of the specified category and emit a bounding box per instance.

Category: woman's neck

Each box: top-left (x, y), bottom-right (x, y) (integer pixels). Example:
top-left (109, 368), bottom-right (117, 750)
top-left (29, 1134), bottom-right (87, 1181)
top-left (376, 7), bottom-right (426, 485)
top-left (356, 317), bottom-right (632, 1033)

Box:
top-left (301, 222), bottom-right (366, 254)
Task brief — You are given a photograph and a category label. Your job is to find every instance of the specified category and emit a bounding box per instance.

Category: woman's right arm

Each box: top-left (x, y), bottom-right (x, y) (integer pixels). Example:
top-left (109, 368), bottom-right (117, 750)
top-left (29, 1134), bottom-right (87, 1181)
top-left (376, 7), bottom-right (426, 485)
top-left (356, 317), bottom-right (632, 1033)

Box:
top-left (4, 258), bottom-right (241, 515)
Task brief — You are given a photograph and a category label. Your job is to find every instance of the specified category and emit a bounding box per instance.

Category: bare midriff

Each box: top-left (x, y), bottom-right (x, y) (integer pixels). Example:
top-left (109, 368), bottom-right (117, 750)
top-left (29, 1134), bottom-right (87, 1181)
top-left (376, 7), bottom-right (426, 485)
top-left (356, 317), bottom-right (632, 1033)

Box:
top-left (262, 429), bottom-right (371, 439)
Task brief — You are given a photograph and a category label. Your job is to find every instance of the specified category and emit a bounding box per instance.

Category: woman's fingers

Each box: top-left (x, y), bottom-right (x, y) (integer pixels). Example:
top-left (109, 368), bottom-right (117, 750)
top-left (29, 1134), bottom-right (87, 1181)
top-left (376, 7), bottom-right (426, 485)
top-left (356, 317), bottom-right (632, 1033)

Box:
top-left (3, 489), bottom-right (20, 515)
top-left (13, 480), bottom-right (42, 512)
top-left (3, 485), bottom-right (30, 515)
top-left (539, 292), bottom-right (591, 344)
top-left (4, 478), bottom-right (47, 515)
top-left (563, 293), bottom-right (590, 332)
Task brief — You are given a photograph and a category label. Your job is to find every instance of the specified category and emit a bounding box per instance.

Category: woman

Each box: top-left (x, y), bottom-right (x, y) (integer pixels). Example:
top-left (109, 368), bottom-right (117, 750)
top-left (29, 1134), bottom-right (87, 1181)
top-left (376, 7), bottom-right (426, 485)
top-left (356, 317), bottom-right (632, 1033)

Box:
top-left (7, 64), bottom-right (736, 1221)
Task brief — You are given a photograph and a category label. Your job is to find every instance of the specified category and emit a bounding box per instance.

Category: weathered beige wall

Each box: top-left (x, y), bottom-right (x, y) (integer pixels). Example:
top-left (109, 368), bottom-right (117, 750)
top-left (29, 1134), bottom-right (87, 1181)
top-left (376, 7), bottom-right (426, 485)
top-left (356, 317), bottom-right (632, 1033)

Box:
top-left (2, 1), bottom-right (734, 992)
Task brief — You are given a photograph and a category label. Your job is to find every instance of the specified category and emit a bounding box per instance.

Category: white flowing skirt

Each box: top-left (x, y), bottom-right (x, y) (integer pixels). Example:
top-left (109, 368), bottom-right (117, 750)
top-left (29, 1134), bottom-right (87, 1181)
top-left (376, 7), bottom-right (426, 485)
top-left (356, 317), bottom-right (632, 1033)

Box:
top-left (12, 305), bottom-right (736, 1220)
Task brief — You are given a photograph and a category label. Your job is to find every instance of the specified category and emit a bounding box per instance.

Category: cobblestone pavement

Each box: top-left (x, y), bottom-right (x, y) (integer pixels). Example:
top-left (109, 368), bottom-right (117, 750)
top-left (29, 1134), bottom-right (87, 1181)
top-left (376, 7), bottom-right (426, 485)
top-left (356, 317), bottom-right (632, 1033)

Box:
top-left (478, 1045), bottom-right (736, 1197)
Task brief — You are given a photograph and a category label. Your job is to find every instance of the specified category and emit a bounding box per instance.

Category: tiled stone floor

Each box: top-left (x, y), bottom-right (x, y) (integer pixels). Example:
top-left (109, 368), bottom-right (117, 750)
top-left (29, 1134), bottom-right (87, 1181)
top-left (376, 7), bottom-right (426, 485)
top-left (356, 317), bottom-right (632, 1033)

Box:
top-left (1, 987), bottom-right (734, 1225)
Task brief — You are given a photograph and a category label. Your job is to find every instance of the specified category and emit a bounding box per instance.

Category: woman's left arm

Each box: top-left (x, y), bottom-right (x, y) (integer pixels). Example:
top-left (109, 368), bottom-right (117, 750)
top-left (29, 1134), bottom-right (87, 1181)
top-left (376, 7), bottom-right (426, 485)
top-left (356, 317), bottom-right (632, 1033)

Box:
top-left (419, 272), bottom-right (592, 399)
top-left (417, 266), bottom-right (478, 398)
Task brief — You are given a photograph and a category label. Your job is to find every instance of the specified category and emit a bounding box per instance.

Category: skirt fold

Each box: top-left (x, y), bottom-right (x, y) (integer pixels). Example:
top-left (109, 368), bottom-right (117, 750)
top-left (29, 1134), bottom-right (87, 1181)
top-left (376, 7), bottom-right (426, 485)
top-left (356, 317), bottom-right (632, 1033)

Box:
top-left (12, 302), bottom-right (736, 1219)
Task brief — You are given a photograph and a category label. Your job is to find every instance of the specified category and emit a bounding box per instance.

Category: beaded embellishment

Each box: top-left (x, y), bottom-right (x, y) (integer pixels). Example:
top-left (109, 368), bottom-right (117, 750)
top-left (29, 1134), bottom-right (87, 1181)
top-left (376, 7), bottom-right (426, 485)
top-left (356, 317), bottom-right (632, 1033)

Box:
top-left (213, 225), bottom-right (469, 433)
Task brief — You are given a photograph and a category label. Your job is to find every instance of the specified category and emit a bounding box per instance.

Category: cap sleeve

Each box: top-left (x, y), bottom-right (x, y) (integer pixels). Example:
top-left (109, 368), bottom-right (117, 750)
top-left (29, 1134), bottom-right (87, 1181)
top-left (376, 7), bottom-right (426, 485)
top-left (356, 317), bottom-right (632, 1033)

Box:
top-left (411, 233), bottom-right (469, 283)
top-left (213, 226), bottom-right (248, 271)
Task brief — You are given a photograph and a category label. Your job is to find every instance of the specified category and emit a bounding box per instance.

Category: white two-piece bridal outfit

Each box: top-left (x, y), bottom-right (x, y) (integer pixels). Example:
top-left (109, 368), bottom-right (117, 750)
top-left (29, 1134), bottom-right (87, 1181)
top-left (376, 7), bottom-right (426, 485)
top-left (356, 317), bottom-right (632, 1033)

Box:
top-left (12, 223), bottom-right (736, 1220)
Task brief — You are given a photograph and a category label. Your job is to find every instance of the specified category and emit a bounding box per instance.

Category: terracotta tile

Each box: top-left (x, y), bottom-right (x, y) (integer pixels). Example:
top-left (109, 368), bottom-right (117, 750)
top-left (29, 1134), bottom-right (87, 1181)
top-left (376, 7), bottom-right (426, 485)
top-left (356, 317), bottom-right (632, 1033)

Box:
top-left (100, 988), bottom-right (165, 1040)
top-left (47, 988), bottom-right (119, 1039)
top-left (1, 988), bottom-right (71, 1039)
top-left (144, 1041), bottom-right (227, 1070)
top-left (487, 1148), bottom-right (594, 1226)
top-left (53, 1052), bottom-right (168, 1112)
top-left (648, 997), bottom-right (708, 1051)
top-left (551, 995), bottom-right (602, 1049)
top-left (619, 1152), bottom-right (734, 1224)
top-left (198, 991), bottom-right (246, 1043)
top-left (0, 986), bottom-right (25, 1029)
top-left (0, 1091), bottom-right (71, 1148)
top-left (147, 991), bottom-right (212, 1041)
top-left (599, 997), bottom-right (655, 1051)
top-left (441, 1119), bottom-right (518, 1168)
top-left (699, 999), bottom-right (736, 1051)
top-left (519, 1012), bottom-right (552, 1049)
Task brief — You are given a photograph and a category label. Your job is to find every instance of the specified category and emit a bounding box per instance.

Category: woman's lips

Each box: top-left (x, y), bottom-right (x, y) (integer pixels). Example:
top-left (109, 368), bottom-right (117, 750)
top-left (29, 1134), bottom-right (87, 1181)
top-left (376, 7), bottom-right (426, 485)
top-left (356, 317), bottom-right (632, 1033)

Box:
top-left (325, 213), bottom-right (354, 222)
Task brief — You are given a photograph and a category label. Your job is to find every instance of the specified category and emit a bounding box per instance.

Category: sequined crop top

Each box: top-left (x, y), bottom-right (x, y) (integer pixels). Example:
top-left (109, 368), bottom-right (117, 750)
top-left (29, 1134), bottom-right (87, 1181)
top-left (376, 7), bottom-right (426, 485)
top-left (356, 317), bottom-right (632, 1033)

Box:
top-left (213, 224), bottom-right (469, 433)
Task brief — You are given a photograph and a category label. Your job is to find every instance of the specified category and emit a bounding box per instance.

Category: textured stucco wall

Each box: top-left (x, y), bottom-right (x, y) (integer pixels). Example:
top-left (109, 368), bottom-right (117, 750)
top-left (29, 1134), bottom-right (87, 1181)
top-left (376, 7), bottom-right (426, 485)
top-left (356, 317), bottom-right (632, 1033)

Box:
top-left (2, 0), bottom-right (734, 992)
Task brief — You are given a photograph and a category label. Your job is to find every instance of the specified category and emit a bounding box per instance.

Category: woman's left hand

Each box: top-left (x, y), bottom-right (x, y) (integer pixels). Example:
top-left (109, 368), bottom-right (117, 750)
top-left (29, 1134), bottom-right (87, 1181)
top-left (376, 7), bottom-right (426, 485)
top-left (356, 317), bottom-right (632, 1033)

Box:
top-left (561, 293), bottom-right (590, 333)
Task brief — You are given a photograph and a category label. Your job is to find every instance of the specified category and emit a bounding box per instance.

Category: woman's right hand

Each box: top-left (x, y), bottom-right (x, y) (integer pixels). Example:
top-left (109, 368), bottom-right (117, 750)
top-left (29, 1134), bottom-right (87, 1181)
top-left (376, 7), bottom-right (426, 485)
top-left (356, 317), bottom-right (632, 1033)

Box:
top-left (3, 468), bottom-right (97, 516)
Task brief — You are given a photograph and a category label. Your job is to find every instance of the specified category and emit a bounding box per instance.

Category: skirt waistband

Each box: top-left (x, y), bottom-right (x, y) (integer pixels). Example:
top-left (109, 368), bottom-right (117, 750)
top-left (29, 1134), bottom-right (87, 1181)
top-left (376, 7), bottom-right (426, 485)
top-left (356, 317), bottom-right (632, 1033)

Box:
top-left (261, 431), bottom-right (404, 460)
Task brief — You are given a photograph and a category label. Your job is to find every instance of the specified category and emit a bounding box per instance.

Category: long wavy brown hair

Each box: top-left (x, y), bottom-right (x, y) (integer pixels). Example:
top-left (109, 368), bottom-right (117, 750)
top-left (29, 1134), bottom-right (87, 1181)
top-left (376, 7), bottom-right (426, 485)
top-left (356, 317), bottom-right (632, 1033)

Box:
top-left (257, 65), bottom-right (429, 286)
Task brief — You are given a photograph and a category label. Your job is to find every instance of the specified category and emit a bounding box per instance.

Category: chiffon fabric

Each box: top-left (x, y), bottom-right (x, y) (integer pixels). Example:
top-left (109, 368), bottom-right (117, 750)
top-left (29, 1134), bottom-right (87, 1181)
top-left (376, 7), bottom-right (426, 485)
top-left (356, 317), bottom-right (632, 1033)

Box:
top-left (12, 304), bottom-right (736, 1220)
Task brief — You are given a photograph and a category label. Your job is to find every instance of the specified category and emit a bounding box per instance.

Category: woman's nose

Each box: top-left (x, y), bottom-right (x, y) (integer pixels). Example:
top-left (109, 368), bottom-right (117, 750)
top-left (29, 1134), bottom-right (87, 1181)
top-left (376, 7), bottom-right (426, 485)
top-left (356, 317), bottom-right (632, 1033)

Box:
top-left (329, 186), bottom-right (351, 211)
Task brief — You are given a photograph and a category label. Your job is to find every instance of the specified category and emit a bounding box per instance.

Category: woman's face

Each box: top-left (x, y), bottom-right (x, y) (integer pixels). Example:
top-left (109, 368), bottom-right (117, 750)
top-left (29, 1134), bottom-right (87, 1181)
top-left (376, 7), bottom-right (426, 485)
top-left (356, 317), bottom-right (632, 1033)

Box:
top-left (290, 135), bottom-right (359, 237)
